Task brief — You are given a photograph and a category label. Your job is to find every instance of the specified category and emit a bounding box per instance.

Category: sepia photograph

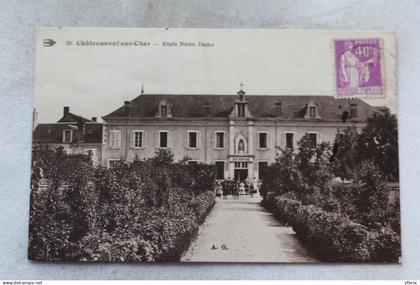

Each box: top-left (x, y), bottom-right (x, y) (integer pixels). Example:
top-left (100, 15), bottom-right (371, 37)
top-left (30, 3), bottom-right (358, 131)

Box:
top-left (29, 28), bottom-right (400, 263)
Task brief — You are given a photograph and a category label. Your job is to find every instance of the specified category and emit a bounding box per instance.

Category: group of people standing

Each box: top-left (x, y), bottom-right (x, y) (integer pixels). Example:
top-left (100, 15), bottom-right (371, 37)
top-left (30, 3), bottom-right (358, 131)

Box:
top-left (215, 177), bottom-right (261, 199)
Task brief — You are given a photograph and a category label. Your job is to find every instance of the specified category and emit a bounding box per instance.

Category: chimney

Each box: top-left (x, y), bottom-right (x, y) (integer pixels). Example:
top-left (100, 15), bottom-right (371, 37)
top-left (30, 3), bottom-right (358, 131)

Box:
top-left (32, 108), bottom-right (38, 130)
top-left (124, 101), bottom-right (131, 116)
top-left (91, 117), bottom-right (97, 122)
top-left (64, 106), bottom-right (70, 116)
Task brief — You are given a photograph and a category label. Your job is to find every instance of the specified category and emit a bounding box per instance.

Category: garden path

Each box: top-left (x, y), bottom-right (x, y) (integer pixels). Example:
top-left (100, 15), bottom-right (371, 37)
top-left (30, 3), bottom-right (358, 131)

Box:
top-left (181, 195), bottom-right (318, 262)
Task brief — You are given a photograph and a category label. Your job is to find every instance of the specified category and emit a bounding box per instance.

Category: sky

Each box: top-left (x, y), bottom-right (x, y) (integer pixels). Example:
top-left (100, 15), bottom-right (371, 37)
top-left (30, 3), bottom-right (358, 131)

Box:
top-left (34, 28), bottom-right (397, 123)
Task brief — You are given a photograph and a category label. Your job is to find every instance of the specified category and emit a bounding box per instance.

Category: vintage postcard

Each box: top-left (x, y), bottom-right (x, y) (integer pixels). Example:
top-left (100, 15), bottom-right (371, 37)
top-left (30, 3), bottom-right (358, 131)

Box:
top-left (30, 28), bottom-right (399, 263)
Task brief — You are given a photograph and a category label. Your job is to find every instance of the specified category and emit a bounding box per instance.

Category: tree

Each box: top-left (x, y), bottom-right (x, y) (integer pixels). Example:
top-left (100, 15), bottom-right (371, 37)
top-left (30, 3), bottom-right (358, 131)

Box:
top-left (330, 127), bottom-right (360, 180)
top-left (295, 134), bottom-right (333, 192)
top-left (357, 110), bottom-right (399, 182)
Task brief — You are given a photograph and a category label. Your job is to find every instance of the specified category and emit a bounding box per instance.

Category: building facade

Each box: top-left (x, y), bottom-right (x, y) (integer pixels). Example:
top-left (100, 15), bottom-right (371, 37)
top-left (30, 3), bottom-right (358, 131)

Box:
top-left (33, 107), bottom-right (103, 166)
top-left (101, 89), bottom-right (379, 180)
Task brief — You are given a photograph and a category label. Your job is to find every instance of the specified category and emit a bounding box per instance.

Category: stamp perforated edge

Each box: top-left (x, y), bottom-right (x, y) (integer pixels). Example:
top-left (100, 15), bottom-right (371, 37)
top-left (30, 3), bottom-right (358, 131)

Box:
top-left (331, 38), bottom-right (387, 99)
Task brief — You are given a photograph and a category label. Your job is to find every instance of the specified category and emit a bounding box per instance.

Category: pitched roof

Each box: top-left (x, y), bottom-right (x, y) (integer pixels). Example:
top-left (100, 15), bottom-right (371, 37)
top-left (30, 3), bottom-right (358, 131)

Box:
top-left (33, 123), bottom-right (103, 143)
top-left (103, 94), bottom-right (379, 122)
top-left (57, 112), bottom-right (91, 123)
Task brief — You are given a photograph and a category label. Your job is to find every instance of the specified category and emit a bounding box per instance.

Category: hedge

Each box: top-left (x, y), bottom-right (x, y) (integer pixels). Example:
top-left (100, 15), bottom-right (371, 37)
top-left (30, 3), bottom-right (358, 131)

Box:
top-left (261, 192), bottom-right (401, 262)
top-left (73, 191), bottom-right (215, 262)
top-left (29, 147), bottom-right (216, 262)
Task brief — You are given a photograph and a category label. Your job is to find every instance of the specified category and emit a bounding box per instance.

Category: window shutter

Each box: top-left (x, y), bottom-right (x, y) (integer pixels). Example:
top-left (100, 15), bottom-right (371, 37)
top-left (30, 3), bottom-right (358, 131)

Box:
top-left (155, 132), bottom-right (158, 147)
top-left (129, 131), bottom-right (134, 148)
top-left (184, 131), bottom-right (188, 149)
top-left (282, 133), bottom-right (286, 148)
top-left (109, 132), bottom-right (113, 147)
top-left (267, 133), bottom-right (271, 149)
top-left (117, 131), bottom-right (121, 148)
top-left (143, 131), bottom-right (147, 147)
top-left (197, 132), bottom-right (201, 149)
top-left (168, 131), bottom-right (172, 148)
top-left (102, 126), bottom-right (107, 144)
top-left (211, 132), bottom-right (216, 149)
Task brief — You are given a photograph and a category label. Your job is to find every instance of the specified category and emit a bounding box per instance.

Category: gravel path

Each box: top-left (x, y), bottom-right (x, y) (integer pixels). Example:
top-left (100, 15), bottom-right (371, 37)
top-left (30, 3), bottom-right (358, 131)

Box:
top-left (181, 195), bottom-right (318, 263)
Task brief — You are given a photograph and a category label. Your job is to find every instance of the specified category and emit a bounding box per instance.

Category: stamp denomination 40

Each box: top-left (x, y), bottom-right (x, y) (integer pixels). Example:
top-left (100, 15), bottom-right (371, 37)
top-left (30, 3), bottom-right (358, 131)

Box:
top-left (334, 38), bottom-right (384, 98)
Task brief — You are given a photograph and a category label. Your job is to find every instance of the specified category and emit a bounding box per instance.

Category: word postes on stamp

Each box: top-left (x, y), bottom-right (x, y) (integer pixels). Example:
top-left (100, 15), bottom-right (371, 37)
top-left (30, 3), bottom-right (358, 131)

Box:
top-left (334, 38), bottom-right (384, 98)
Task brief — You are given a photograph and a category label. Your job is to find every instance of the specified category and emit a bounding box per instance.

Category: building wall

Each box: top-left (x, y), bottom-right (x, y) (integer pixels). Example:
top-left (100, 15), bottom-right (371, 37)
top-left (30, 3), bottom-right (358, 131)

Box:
top-left (102, 118), bottom-right (367, 179)
top-left (33, 142), bottom-right (102, 166)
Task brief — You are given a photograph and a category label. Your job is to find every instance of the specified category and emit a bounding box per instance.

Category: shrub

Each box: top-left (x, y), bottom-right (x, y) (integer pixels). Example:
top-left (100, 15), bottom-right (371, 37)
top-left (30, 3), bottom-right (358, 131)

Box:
top-left (352, 161), bottom-right (390, 230)
top-left (371, 227), bottom-right (401, 263)
top-left (29, 148), bottom-right (216, 262)
top-left (261, 194), bottom-right (400, 262)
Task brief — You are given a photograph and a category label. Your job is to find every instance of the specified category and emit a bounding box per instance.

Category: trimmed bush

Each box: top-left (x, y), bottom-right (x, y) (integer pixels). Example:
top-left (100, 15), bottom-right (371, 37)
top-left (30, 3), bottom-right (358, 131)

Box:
top-left (261, 194), bottom-right (400, 262)
top-left (29, 147), bottom-right (216, 262)
top-left (73, 191), bottom-right (215, 262)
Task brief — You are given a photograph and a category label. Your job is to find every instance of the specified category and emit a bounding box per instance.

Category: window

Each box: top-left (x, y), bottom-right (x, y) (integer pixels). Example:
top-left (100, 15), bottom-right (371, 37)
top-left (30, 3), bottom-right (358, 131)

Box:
top-left (308, 133), bottom-right (317, 148)
top-left (188, 131), bottom-right (198, 148)
top-left (159, 131), bottom-right (168, 148)
top-left (309, 106), bottom-right (316, 118)
top-left (216, 132), bottom-right (224, 148)
top-left (350, 104), bottom-right (358, 118)
top-left (234, 162), bottom-right (248, 168)
top-left (161, 105), bottom-right (167, 117)
top-left (215, 161), bottom-right (225, 179)
top-left (238, 104), bottom-right (245, 117)
top-left (108, 159), bottom-right (122, 169)
top-left (109, 130), bottom-right (121, 149)
top-left (187, 160), bottom-right (198, 165)
top-left (259, 132), bottom-right (268, 149)
top-left (63, 130), bottom-right (72, 142)
top-left (286, 132), bottom-right (294, 149)
top-left (133, 131), bottom-right (144, 148)
top-left (258, 162), bottom-right (268, 180)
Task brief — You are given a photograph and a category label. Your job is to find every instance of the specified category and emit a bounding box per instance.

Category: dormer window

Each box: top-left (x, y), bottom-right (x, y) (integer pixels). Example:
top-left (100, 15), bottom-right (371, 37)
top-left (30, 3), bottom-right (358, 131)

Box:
top-left (309, 106), bottom-right (316, 118)
top-left (157, 99), bottom-right (172, 118)
top-left (305, 101), bottom-right (320, 119)
top-left (161, 105), bottom-right (167, 117)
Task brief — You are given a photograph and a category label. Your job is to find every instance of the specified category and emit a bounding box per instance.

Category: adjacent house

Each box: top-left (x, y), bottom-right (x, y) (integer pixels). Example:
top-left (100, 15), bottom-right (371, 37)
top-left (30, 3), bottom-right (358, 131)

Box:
top-left (32, 107), bottom-right (103, 166)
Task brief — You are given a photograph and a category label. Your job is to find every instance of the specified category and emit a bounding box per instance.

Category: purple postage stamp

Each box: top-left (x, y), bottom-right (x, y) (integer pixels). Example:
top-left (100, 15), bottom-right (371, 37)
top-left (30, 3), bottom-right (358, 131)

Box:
top-left (334, 38), bottom-right (384, 97)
